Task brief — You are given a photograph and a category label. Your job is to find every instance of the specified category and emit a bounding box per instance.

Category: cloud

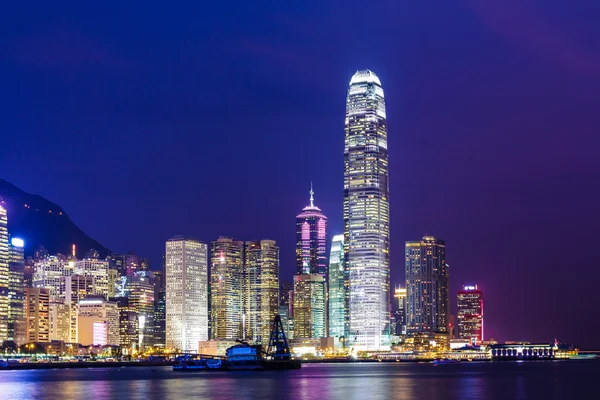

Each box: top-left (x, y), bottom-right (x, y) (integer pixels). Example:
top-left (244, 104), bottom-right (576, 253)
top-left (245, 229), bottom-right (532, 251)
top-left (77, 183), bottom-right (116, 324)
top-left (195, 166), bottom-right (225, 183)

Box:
top-left (464, 0), bottom-right (600, 78)
top-left (3, 31), bottom-right (131, 70)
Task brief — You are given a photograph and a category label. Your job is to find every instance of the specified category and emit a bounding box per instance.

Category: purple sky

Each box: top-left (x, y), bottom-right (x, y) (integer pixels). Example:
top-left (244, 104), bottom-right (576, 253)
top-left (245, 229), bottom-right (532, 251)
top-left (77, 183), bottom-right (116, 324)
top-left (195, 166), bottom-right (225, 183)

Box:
top-left (1, 1), bottom-right (599, 348)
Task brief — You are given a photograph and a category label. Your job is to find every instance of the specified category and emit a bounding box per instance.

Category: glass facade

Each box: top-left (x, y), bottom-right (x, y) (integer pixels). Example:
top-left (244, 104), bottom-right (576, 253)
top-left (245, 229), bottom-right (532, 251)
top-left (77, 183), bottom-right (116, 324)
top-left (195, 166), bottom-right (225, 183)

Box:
top-left (295, 186), bottom-right (327, 276)
top-left (393, 285), bottom-right (407, 335)
top-left (405, 236), bottom-right (449, 334)
top-left (210, 237), bottom-right (244, 340)
top-left (8, 240), bottom-right (25, 342)
top-left (293, 274), bottom-right (325, 339)
top-left (165, 237), bottom-right (208, 352)
top-left (457, 285), bottom-right (483, 344)
top-left (244, 240), bottom-right (279, 344)
top-left (328, 234), bottom-right (347, 338)
top-left (344, 70), bottom-right (390, 349)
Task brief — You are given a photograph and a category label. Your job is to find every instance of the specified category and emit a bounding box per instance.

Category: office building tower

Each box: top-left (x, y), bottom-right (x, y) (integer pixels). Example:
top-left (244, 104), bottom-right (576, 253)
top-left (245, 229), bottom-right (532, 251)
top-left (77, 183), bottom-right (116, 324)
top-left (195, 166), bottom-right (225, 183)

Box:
top-left (165, 237), bottom-right (208, 351)
top-left (74, 258), bottom-right (109, 299)
top-left (0, 206), bottom-right (10, 341)
top-left (328, 234), bottom-right (347, 338)
top-left (457, 285), bottom-right (484, 344)
top-left (210, 237), bottom-right (244, 340)
top-left (113, 297), bottom-right (139, 351)
top-left (393, 285), bottom-right (407, 336)
top-left (153, 289), bottom-right (166, 347)
top-left (296, 185), bottom-right (328, 275)
top-left (128, 272), bottom-right (155, 348)
top-left (280, 281), bottom-right (293, 308)
top-left (24, 287), bottom-right (50, 343)
top-left (244, 240), bottom-right (279, 344)
top-left (293, 274), bottom-right (326, 339)
top-left (405, 236), bottom-right (449, 334)
top-left (344, 70), bottom-right (390, 349)
top-left (77, 297), bottom-right (119, 346)
top-left (49, 298), bottom-right (71, 342)
top-left (33, 255), bottom-right (74, 297)
top-left (8, 238), bottom-right (25, 342)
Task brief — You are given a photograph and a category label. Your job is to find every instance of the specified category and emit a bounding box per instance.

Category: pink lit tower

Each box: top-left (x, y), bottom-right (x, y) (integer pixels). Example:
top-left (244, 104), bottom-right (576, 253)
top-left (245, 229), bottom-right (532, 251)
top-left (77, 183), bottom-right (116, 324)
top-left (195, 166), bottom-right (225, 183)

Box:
top-left (295, 183), bottom-right (328, 276)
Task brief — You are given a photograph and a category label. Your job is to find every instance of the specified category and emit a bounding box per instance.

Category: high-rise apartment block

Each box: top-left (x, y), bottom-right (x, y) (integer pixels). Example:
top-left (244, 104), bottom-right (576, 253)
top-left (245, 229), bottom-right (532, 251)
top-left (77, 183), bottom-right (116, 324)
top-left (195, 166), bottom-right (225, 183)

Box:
top-left (457, 285), bottom-right (483, 345)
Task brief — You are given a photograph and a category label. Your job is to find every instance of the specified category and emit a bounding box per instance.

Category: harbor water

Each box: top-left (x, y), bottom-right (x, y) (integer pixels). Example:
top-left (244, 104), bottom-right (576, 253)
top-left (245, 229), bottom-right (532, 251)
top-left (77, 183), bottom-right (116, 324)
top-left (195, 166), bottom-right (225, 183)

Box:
top-left (0, 360), bottom-right (598, 399)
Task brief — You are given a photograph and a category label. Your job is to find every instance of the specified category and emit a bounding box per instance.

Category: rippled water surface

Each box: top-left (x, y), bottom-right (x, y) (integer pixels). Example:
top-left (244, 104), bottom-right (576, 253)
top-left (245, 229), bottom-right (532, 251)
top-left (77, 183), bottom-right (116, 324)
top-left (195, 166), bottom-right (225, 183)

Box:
top-left (0, 360), bottom-right (598, 399)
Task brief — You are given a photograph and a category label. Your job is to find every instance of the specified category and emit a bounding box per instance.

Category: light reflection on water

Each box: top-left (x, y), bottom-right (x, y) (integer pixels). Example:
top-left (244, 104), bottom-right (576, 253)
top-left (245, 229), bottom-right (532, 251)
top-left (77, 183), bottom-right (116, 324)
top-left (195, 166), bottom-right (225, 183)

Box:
top-left (0, 361), bottom-right (597, 400)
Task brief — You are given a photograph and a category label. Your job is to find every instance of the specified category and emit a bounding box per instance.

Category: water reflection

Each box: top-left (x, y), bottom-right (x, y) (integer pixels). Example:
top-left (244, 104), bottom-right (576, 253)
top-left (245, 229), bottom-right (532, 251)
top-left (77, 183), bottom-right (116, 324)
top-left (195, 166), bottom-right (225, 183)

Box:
top-left (0, 361), bottom-right (597, 399)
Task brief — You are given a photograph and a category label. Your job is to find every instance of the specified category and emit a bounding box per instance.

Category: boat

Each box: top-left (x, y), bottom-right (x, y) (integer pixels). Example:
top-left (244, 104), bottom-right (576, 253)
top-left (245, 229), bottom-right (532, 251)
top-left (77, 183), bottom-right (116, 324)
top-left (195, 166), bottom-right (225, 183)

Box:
top-left (205, 358), bottom-right (224, 369)
top-left (225, 314), bottom-right (301, 371)
top-left (172, 358), bottom-right (206, 371)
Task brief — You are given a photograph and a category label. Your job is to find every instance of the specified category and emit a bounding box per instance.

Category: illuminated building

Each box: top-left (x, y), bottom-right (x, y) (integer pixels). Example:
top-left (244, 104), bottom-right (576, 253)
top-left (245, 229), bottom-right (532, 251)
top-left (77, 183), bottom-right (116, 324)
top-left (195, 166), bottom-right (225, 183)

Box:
top-left (33, 254), bottom-right (74, 297)
top-left (8, 237), bottom-right (25, 343)
top-left (60, 275), bottom-right (96, 305)
top-left (77, 297), bottom-right (119, 346)
top-left (344, 70), bottom-right (390, 349)
top-left (113, 297), bottom-right (138, 351)
top-left (153, 289), bottom-right (166, 347)
top-left (49, 298), bottom-right (71, 342)
top-left (128, 271), bottom-right (155, 348)
top-left (210, 237), bottom-right (244, 340)
top-left (0, 206), bottom-right (8, 342)
top-left (405, 236), bottom-right (449, 334)
top-left (457, 285), bottom-right (483, 344)
top-left (293, 274), bottom-right (325, 339)
top-left (393, 285), bottom-right (407, 336)
top-left (296, 185), bottom-right (328, 275)
top-left (74, 258), bottom-right (109, 299)
top-left (24, 287), bottom-right (50, 343)
top-left (165, 237), bottom-right (208, 351)
top-left (244, 239), bottom-right (279, 344)
top-left (328, 234), bottom-right (347, 338)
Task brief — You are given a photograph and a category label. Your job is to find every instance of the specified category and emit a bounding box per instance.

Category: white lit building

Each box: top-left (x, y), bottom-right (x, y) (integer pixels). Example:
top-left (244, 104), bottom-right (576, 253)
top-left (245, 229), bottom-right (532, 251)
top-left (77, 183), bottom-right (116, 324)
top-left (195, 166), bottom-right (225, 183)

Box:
top-left (344, 70), bottom-right (390, 349)
top-left (74, 258), bottom-right (109, 299)
top-left (165, 237), bottom-right (208, 352)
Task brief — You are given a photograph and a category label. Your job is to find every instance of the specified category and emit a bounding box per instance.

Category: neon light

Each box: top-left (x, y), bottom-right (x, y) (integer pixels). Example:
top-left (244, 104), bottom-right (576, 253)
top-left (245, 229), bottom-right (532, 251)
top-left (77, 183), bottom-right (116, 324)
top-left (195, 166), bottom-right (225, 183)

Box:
top-left (11, 238), bottom-right (24, 247)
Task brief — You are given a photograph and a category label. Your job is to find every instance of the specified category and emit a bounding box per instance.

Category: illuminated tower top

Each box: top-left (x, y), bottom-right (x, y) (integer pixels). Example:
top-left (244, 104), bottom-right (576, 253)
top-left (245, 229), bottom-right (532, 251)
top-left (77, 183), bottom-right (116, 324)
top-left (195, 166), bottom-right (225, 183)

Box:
top-left (296, 184), bottom-right (328, 276)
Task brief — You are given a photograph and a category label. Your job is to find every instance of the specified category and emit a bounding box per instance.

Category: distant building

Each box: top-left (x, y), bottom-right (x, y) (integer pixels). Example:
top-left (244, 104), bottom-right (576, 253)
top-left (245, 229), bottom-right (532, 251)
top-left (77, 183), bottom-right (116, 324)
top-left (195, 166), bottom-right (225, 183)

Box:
top-left (0, 206), bottom-right (8, 342)
top-left (165, 237), bottom-right (208, 352)
top-left (293, 274), bottom-right (325, 339)
top-left (295, 185), bottom-right (328, 276)
top-left (128, 272), bottom-right (155, 348)
top-left (74, 258), bottom-right (110, 299)
top-left (49, 298), bottom-right (71, 342)
top-left (405, 236), bottom-right (449, 334)
top-left (77, 297), bottom-right (119, 346)
top-left (210, 237), bottom-right (244, 340)
top-left (245, 240), bottom-right (279, 344)
top-left (457, 285), bottom-right (483, 344)
top-left (393, 285), bottom-right (407, 336)
top-left (328, 234), bottom-right (347, 338)
top-left (24, 287), bottom-right (50, 343)
top-left (33, 254), bottom-right (74, 297)
top-left (113, 297), bottom-right (138, 352)
top-left (8, 237), bottom-right (25, 343)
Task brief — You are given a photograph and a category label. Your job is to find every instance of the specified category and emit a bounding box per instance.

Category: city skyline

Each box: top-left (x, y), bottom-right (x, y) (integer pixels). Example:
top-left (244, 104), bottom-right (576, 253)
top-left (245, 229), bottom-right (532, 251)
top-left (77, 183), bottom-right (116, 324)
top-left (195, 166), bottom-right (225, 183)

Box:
top-left (1, 0), bottom-right (599, 350)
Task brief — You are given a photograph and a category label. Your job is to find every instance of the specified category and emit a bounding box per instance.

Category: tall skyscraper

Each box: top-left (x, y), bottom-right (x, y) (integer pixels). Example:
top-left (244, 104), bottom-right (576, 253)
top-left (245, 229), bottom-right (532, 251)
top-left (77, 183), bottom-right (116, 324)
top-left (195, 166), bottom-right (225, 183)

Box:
top-left (328, 234), bottom-right (347, 338)
top-left (457, 285), bottom-right (483, 344)
top-left (344, 70), bottom-right (390, 349)
top-left (165, 237), bottom-right (208, 352)
top-left (210, 237), bottom-right (244, 340)
top-left (296, 185), bottom-right (328, 276)
top-left (405, 236), bottom-right (449, 334)
top-left (24, 287), bottom-right (50, 343)
top-left (0, 206), bottom-right (9, 342)
top-left (393, 285), bottom-right (407, 336)
top-left (8, 237), bottom-right (25, 343)
top-left (244, 240), bottom-right (279, 344)
top-left (293, 274), bottom-right (325, 339)
top-left (128, 272), bottom-right (155, 348)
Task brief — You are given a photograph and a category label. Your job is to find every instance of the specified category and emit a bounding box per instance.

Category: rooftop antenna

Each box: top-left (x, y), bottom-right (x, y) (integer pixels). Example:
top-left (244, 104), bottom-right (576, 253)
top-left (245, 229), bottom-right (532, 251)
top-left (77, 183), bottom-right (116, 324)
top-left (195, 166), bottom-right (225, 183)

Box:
top-left (309, 182), bottom-right (314, 207)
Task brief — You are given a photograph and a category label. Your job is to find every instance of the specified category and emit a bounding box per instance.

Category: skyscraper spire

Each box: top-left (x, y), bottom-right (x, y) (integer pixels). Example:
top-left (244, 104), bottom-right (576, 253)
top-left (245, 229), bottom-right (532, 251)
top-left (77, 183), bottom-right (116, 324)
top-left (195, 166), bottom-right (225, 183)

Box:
top-left (309, 182), bottom-right (314, 207)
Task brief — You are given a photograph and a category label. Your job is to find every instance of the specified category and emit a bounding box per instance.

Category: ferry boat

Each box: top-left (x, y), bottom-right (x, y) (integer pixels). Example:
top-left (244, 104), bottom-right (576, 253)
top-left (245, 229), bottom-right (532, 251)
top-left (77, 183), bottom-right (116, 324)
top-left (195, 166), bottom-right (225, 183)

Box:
top-left (226, 344), bottom-right (264, 370)
top-left (433, 358), bottom-right (460, 365)
top-left (172, 358), bottom-right (206, 371)
top-left (568, 354), bottom-right (597, 360)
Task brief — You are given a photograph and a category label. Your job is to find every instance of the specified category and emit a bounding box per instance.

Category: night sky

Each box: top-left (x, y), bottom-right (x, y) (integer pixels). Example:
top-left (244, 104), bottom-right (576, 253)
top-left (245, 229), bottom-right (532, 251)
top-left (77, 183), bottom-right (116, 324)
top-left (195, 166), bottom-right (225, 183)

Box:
top-left (1, 1), bottom-right (599, 348)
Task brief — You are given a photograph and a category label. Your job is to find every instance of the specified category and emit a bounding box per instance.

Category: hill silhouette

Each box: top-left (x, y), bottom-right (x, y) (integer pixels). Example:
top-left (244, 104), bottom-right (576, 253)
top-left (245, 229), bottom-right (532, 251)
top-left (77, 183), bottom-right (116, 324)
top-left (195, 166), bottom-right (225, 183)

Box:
top-left (0, 178), bottom-right (110, 257)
